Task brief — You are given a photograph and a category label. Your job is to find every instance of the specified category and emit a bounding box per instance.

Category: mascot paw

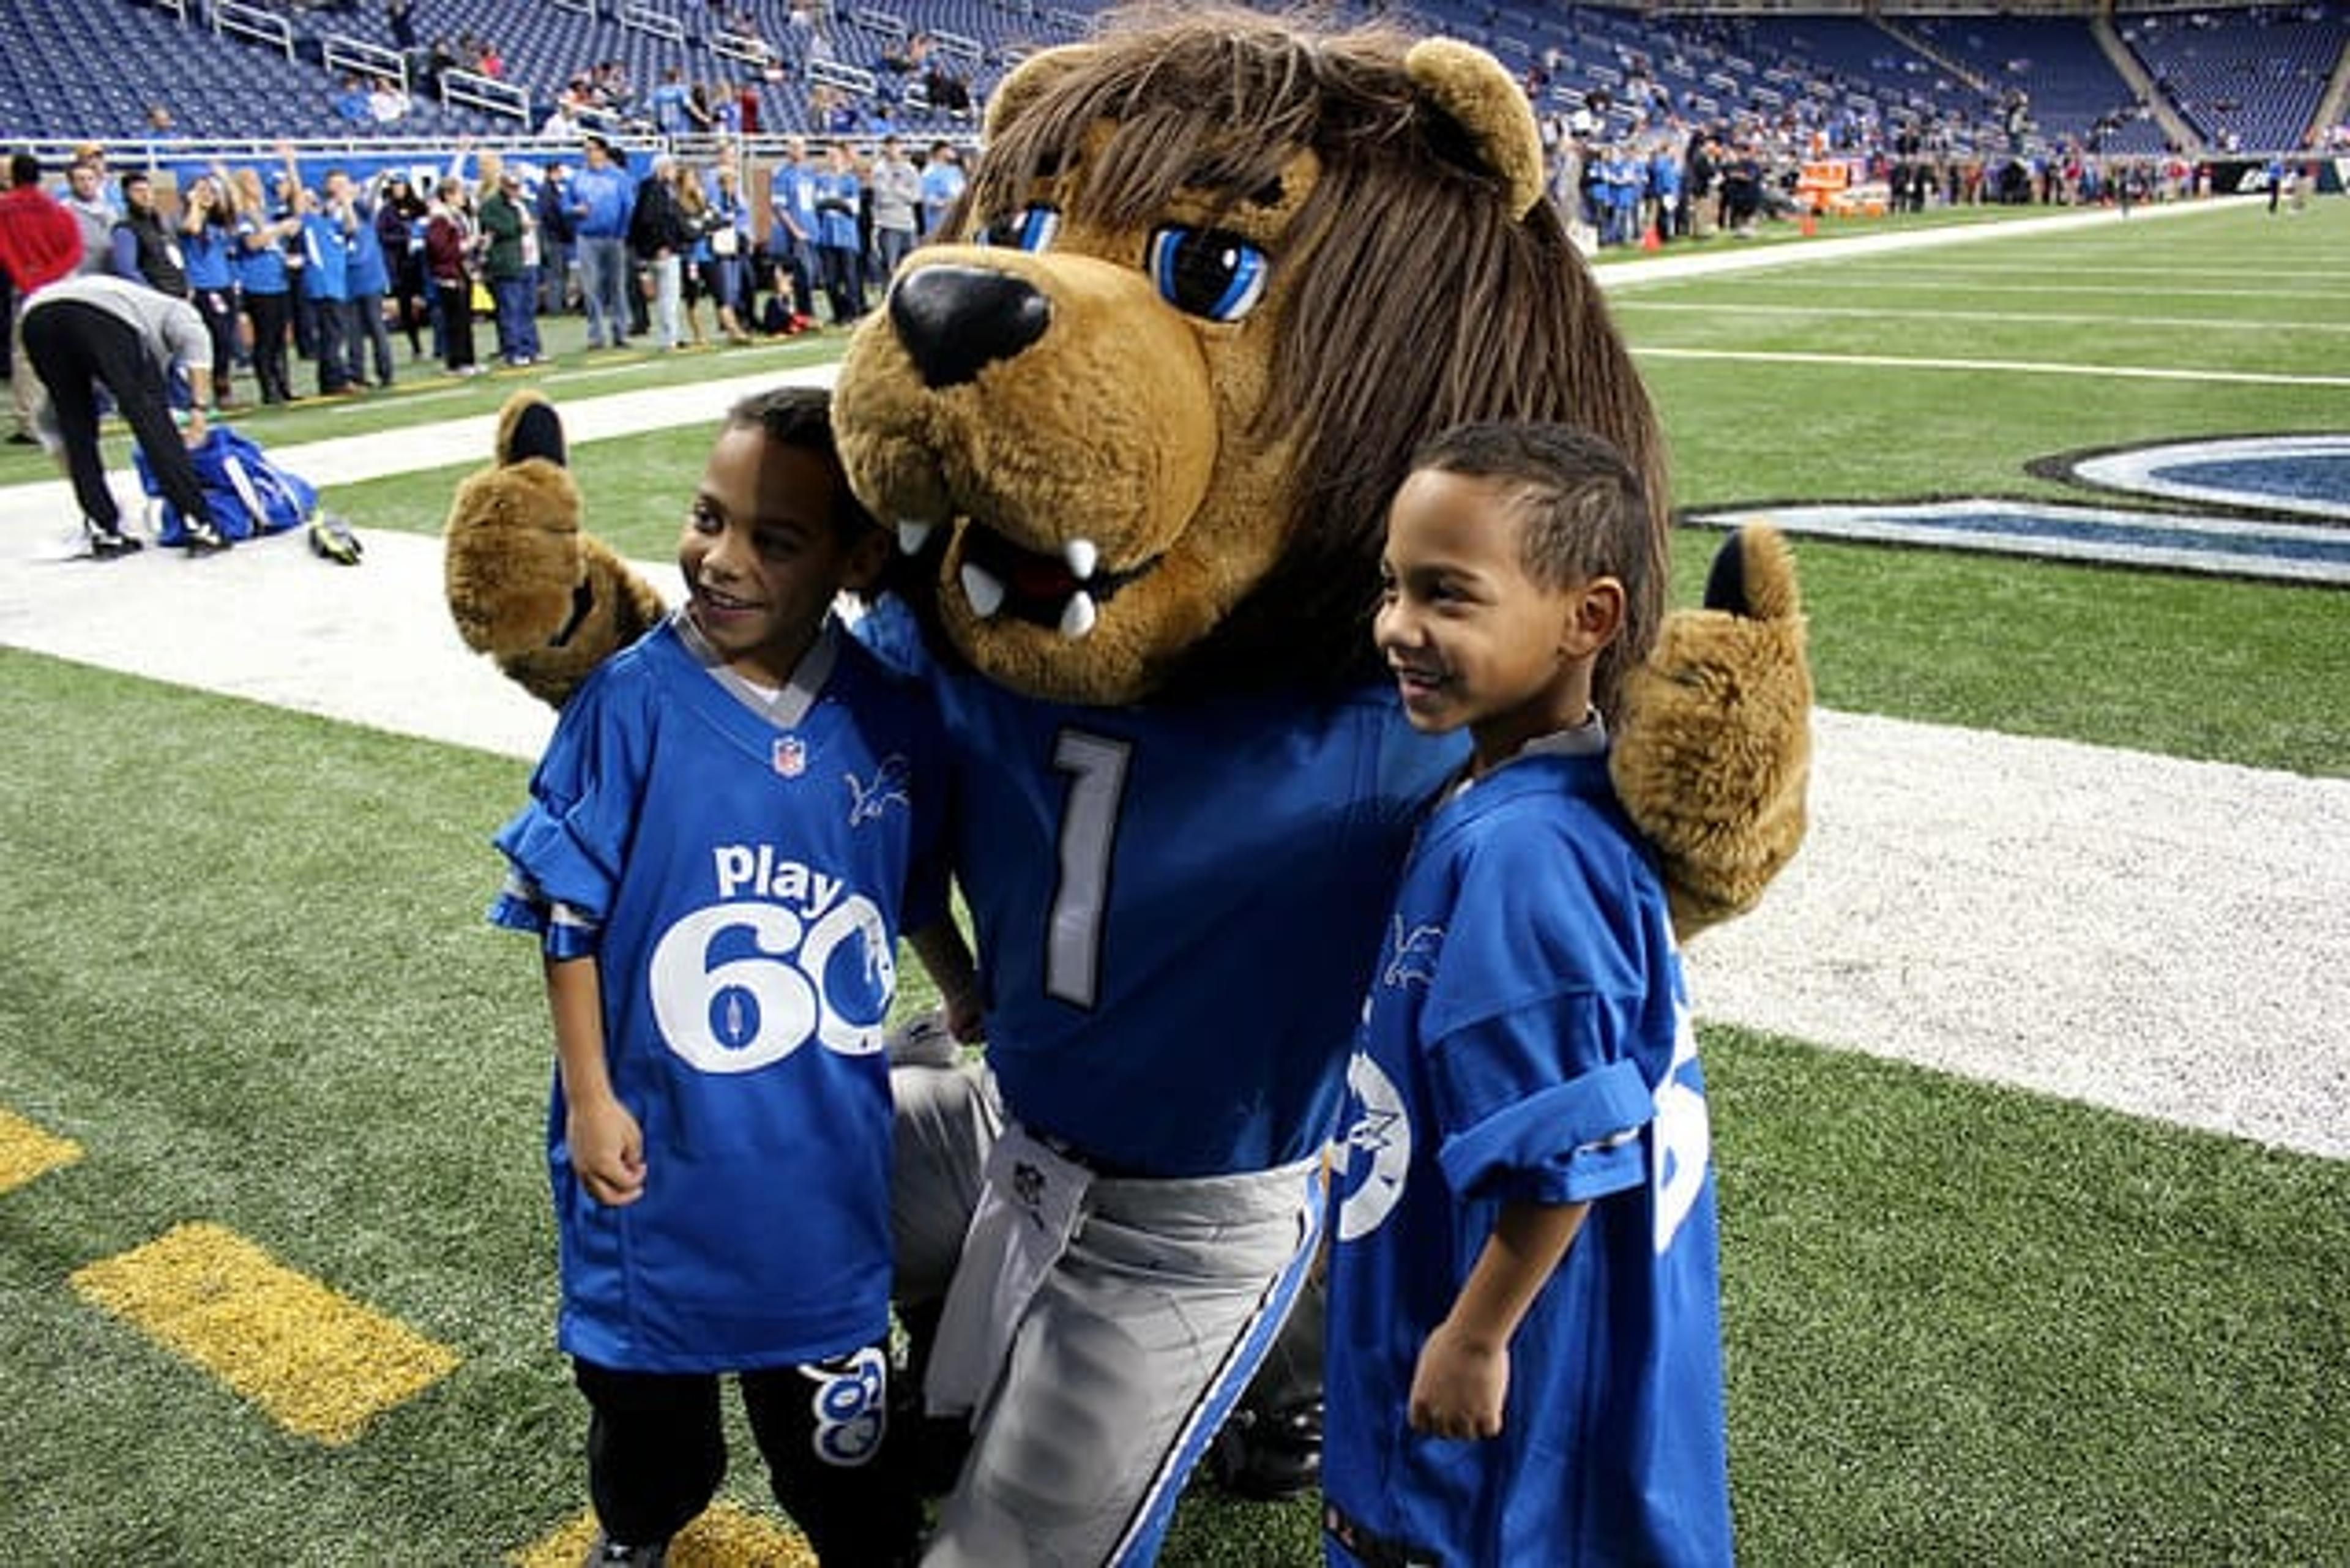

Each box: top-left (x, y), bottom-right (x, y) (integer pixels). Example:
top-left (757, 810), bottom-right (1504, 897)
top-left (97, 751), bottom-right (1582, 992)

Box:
top-left (1612, 526), bottom-right (1813, 939)
top-left (442, 392), bottom-right (665, 709)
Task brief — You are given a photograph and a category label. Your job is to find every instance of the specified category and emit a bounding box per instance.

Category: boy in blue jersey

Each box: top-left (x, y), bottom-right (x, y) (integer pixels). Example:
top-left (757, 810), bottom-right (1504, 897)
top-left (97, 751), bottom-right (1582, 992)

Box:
top-left (1323, 423), bottom-right (1733, 1567)
top-left (491, 387), bottom-right (969, 1567)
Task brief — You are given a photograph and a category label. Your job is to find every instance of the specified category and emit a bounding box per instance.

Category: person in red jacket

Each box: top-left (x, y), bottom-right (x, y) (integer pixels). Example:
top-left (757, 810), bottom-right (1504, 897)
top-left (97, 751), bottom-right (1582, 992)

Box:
top-left (0, 151), bottom-right (84, 443)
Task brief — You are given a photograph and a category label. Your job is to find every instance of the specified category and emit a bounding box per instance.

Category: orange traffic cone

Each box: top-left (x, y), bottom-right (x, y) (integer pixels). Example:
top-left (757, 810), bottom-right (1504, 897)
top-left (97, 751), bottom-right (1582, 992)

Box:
top-left (1639, 223), bottom-right (1661, 252)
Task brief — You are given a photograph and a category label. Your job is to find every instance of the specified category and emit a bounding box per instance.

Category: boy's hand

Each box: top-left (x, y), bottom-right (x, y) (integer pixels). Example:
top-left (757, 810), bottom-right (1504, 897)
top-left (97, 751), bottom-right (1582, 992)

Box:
top-left (567, 1094), bottom-right (647, 1206)
top-left (1408, 1321), bottom-right (1509, 1439)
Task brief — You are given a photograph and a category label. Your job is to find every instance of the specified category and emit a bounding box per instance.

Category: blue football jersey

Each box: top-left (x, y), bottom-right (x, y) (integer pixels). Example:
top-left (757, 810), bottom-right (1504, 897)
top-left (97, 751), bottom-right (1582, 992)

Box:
top-left (858, 602), bottom-right (1466, 1177)
top-left (491, 615), bottom-right (949, 1372)
top-left (1324, 752), bottom-right (1733, 1567)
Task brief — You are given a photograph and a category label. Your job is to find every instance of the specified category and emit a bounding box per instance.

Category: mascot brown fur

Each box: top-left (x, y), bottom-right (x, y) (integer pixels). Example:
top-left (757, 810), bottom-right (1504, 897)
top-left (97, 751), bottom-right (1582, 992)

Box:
top-left (442, 7), bottom-right (1808, 1558)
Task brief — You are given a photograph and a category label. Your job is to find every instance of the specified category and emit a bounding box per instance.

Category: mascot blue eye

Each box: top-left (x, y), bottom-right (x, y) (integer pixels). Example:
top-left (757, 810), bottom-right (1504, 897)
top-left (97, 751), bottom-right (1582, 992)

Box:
top-left (1147, 226), bottom-right (1267, 323)
top-left (976, 206), bottom-right (1061, 252)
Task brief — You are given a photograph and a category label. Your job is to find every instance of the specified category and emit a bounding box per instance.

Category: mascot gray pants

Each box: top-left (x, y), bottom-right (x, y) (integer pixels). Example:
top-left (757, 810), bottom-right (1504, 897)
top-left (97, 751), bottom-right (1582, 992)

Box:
top-left (891, 1062), bottom-right (1322, 1566)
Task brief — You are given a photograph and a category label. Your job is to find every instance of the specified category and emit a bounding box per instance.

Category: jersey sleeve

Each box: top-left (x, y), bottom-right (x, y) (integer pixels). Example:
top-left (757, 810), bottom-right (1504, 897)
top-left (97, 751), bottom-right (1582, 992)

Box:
top-left (487, 662), bottom-right (652, 956)
top-left (1421, 826), bottom-right (1662, 1208)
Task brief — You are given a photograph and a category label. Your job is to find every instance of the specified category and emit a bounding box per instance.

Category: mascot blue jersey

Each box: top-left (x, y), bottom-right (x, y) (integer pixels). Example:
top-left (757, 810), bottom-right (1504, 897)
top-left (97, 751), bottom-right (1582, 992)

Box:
top-left (491, 614), bottom-right (949, 1372)
top-left (1323, 750), bottom-right (1733, 1567)
top-left (859, 602), bottom-right (1464, 1178)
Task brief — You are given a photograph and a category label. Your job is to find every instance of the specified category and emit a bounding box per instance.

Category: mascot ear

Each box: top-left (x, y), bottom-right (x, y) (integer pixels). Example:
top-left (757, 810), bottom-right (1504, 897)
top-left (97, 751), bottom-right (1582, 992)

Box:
top-left (1404, 37), bottom-right (1546, 220)
top-left (984, 44), bottom-right (1099, 141)
top-left (499, 392), bottom-right (567, 467)
top-left (443, 390), bottom-right (667, 710)
top-left (1611, 527), bottom-right (1813, 941)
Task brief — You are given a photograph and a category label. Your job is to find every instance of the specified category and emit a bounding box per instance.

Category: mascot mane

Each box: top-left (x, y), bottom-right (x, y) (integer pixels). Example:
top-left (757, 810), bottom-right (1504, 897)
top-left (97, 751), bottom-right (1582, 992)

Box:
top-left (952, 7), bottom-right (1667, 710)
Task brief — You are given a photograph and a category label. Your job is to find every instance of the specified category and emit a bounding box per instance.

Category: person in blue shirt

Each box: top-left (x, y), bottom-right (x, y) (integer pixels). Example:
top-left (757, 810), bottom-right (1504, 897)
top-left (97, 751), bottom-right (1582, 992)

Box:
top-left (328, 73), bottom-right (373, 125)
top-left (175, 171), bottom-right (240, 410)
top-left (1323, 422), bottom-right (1731, 1567)
top-left (337, 169), bottom-right (397, 389)
top-left (916, 141), bottom-right (964, 238)
top-left (568, 135), bottom-right (636, 351)
top-left (297, 182), bottom-right (357, 395)
top-left (764, 137), bottom-right (822, 327)
top-left (229, 166), bottom-right (298, 404)
top-left (648, 67), bottom-right (693, 136)
top-left (491, 387), bottom-right (971, 1567)
top-left (813, 143), bottom-right (864, 326)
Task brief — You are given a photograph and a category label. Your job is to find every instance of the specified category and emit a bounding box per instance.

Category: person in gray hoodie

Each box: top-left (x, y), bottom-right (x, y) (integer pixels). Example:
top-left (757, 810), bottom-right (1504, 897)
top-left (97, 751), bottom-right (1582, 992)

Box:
top-left (21, 271), bottom-right (228, 556)
top-left (867, 135), bottom-right (922, 281)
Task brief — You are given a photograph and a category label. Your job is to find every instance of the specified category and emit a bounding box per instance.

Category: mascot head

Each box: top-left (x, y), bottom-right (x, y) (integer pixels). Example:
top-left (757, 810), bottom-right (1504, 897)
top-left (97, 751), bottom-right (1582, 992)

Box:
top-left (835, 5), bottom-right (1667, 711)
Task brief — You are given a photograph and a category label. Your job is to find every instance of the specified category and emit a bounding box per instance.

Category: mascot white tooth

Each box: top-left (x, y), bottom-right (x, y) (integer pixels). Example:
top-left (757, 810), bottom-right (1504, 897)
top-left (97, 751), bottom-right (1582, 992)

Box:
top-left (445, 8), bottom-right (1808, 1562)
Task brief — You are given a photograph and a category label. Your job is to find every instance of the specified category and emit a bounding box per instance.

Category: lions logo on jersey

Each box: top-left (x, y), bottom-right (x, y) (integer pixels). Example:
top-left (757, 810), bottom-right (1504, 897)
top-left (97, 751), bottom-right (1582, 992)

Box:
top-left (845, 753), bottom-right (912, 826)
top-left (1381, 916), bottom-right (1444, 991)
top-left (1334, 1050), bottom-right (1411, 1242)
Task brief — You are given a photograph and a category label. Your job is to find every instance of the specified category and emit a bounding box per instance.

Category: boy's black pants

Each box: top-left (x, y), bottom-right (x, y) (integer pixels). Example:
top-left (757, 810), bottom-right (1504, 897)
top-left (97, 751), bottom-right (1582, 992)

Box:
top-left (575, 1342), bottom-right (923, 1566)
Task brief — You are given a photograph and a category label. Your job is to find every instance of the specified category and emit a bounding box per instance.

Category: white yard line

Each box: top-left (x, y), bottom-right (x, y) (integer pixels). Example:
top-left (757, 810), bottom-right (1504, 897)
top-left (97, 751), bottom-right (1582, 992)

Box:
top-left (1614, 302), bottom-right (2350, 334)
top-left (1636, 346), bottom-right (2350, 387)
top-left (3, 194), bottom-right (2341, 1162)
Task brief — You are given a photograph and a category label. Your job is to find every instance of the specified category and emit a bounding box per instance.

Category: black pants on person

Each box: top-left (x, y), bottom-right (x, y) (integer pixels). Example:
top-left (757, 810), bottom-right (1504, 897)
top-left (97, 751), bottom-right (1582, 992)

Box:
top-left (433, 278), bottom-right (474, 370)
top-left (309, 291), bottom-right (352, 394)
top-left (20, 299), bottom-right (212, 536)
top-left (245, 289), bottom-right (293, 403)
top-left (573, 1348), bottom-right (922, 1565)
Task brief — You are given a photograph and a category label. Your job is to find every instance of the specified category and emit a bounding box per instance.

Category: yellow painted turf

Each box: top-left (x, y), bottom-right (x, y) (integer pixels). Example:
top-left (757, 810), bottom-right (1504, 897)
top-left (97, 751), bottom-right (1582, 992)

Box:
top-left (67, 1220), bottom-right (460, 1445)
top-left (0, 1104), bottom-right (82, 1195)
top-left (512, 1501), bottom-right (817, 1567)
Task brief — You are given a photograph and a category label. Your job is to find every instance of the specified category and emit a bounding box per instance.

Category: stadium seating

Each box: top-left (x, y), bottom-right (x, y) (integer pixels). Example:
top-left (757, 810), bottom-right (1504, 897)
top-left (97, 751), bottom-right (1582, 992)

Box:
top-left (1904, 15), bottom-right (2160, 147)
top-left (2, 0), bottom-right (2339, 156)
top-left (2122, 6), bottom-right (2341, 151)
top-left (0, 0), bottom-right (496, 140)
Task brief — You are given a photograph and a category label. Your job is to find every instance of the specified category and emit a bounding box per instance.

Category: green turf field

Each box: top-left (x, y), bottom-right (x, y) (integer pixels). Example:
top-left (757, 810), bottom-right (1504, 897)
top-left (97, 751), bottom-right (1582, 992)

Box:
top-left (2, 196), bottom-right (2344, 1563)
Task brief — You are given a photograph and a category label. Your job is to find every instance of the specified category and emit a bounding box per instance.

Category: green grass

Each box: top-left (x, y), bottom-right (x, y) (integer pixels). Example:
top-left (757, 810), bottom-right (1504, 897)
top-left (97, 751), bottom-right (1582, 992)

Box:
top-left (9, 658), bottom-right (2340, 1561)
top-left (4, 196), bottom-right (2348, 1562)
top-left (5, 656), bottom-right (2343, 1562)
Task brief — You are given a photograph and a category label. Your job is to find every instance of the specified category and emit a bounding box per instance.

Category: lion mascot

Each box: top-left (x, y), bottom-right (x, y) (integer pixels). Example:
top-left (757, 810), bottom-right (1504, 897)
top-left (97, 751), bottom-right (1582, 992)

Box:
top-left (446, 9), bottom-right (1808, 1564)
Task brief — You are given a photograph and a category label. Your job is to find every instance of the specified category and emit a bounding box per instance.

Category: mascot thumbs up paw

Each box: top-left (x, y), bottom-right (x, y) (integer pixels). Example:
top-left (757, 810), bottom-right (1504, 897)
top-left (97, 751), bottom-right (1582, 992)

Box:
top-left (442, 392), bottom-right (663, 711)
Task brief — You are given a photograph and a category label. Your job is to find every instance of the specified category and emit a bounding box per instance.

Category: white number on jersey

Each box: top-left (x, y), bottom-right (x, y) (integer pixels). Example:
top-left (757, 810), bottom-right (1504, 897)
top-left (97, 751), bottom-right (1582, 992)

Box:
top-left (1044, 731), bottom-right (1132, 1009)
top-left (1651, 995), bottom-right (1710, 1254)
top-left (648, 897), bottom-right (894, 1072)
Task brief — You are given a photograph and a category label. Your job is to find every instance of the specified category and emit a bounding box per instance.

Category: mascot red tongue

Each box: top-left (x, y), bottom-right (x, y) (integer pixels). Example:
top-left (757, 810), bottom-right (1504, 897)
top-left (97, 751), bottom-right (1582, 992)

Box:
top-left (443, 8), bottom-right (1808, 1561)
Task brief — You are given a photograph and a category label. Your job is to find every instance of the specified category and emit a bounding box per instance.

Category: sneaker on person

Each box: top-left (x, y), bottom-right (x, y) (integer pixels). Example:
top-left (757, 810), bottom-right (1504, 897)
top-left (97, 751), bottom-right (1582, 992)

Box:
top-left (179, 518), bottom-right (231, 556)
top-left (86, 521), bottom-right (144, 559)
top-left (584, 1531), bottom-right (668, 1567)
top-left (1203, 1397), bottom-right (1323, 1501)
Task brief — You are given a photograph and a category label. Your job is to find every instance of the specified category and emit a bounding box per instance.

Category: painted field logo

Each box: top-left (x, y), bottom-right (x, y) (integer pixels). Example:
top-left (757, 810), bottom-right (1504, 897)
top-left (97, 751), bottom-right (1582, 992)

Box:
top-left (1693, 433), bottom-right (2350, 588)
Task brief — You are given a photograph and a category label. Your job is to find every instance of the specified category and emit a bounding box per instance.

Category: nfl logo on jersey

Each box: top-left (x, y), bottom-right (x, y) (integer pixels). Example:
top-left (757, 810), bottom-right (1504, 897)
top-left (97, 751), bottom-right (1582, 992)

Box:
top-left (772, 736), bottom-right (807, 777)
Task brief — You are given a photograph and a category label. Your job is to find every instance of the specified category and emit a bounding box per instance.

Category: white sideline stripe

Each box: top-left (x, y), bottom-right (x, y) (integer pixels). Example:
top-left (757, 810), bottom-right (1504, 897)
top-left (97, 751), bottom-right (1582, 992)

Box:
top-left (1678, 278), bottom-right (2322, 300)
top-left (1637, 346), bottom-right (2350, 388)
top-left (1, 194), bottom-right (2341, 1164)
top-left (1819, 264), bottom-right (2349, 280)
top-left (1613, 302), bottom-right (2350, 334)
top-left (1594, 194), bottom-right (2242, 291)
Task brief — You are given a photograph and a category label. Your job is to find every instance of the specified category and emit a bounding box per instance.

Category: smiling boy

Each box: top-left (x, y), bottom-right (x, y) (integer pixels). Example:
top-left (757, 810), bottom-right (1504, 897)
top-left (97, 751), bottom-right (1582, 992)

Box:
top-left (1323, 422), bottom-right (1733, 1567)
top-left (490, 387), bottom-right (969, 1567)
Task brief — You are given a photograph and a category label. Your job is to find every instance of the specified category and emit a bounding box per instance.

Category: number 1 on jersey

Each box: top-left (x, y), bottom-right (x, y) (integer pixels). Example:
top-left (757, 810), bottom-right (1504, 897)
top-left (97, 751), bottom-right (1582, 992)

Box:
top-left (1047, 731), bottom-right (1132, 1008)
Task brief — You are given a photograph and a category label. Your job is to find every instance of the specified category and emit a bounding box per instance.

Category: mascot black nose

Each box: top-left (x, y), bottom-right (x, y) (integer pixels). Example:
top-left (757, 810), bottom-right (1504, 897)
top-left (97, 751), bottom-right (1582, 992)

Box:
top-left (889, 266), bottom-right (1051, 389)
